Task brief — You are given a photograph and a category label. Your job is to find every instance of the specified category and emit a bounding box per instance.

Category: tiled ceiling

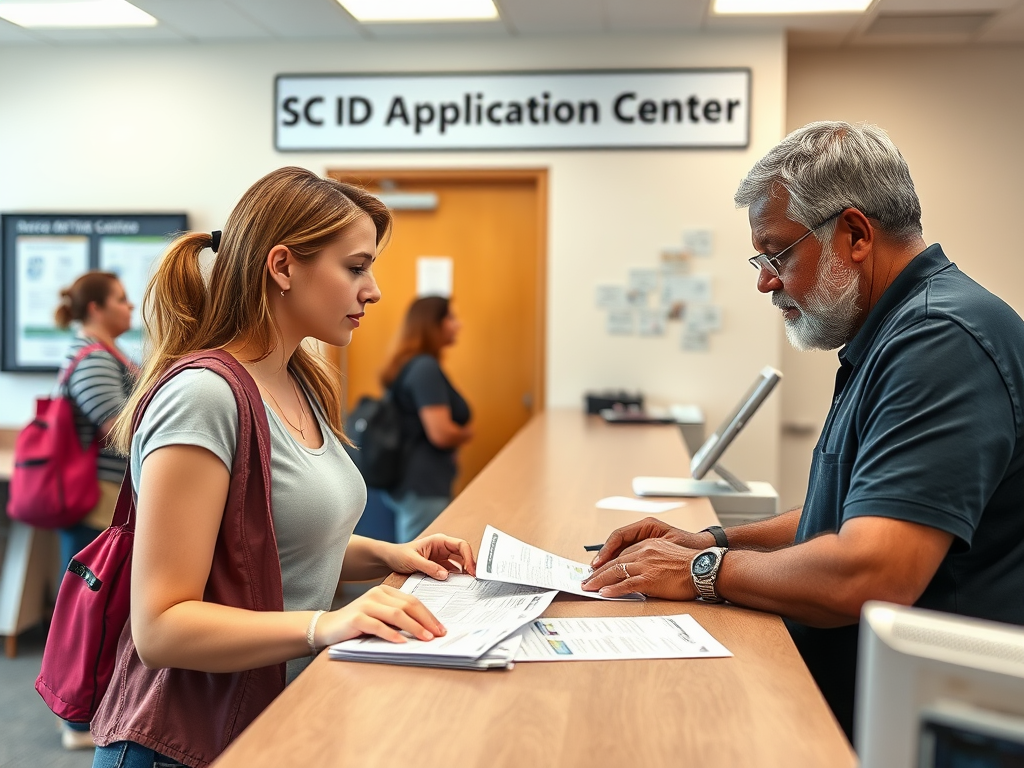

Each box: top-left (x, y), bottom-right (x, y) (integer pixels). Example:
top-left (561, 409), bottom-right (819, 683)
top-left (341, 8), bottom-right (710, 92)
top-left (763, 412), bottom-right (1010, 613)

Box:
top-left (0, 0), bottom-right (1022, 46)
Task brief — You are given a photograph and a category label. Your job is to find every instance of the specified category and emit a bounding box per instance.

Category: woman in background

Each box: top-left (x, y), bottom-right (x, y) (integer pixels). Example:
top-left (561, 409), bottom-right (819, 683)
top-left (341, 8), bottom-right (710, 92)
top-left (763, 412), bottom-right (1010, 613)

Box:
top-left (53, 270), bottom-right (138, 750)
top-left (380, 296), bottom-right (473, 543)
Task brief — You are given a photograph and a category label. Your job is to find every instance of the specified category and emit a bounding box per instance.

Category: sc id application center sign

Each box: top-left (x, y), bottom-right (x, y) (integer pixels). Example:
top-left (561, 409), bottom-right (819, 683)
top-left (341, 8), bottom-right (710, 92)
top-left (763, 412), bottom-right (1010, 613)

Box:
top-left (275, 69), bottom-right (750, 152)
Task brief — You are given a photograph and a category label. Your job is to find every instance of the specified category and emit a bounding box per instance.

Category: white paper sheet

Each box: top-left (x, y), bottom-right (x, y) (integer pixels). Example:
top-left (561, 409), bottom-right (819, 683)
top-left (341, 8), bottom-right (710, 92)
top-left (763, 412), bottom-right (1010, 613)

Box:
top-left (328, 573), bottom-right (556, 666)
top-left (416, 256), bottom-right (453, 297)
top-left (476, 525), bottom-right (644, 601)
top-left (513, 614), bottom-right (732, 661)
top-left (595, 496), bottom-right (684, 514)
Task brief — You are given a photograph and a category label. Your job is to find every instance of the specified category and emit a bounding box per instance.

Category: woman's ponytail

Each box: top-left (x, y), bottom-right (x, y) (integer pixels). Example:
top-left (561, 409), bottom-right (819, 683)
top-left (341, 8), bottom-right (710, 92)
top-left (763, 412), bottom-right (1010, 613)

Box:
top-left (110, 232), bottom-right (214, 455)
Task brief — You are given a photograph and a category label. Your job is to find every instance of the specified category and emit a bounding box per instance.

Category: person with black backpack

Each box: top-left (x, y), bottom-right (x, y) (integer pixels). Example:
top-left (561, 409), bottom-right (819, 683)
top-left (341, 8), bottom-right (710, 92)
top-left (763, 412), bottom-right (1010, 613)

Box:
top-left (378, 296), bottom-right (473, 543)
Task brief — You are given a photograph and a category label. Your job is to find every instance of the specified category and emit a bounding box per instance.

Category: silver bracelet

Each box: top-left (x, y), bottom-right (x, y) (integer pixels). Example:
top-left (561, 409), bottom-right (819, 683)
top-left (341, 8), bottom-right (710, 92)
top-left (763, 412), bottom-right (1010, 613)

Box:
top-left (306, 610), bottom-right (326, 657)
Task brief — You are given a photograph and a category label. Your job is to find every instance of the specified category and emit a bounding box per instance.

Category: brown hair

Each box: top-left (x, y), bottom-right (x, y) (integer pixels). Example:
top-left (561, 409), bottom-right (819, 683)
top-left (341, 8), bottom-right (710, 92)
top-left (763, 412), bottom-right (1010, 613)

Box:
top-left (380, 296), bottom-right (451, 387)
top-left (111, 166), bottom-right (392, 454)
top-left (54, 271), bottom-right (120, 329)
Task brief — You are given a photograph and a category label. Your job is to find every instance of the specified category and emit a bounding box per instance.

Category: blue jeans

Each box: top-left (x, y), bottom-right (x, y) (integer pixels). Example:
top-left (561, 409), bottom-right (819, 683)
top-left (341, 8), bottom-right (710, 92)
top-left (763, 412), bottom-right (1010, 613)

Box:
top-left (58, 522), bottom-right (101, 588)
top-left (381, 491), bottom-right (449, 543)
top-left (93, 741), bottom-right (186, 768)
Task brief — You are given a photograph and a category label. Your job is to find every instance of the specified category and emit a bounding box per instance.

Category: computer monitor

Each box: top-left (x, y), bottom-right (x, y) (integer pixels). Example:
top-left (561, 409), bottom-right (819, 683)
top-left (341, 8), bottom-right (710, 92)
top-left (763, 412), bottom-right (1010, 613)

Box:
top-left (856, 601), bottom-right (1024, 768)
top-left (689, 365), bottom-right (781, 481)
top-left (631, 366), bottom-right (781, 524)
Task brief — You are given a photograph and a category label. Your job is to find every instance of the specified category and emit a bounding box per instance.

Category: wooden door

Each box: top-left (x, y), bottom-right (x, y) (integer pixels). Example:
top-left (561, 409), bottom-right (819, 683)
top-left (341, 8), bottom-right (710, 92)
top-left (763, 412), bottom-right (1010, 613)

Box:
top-left (327, 169), bottom-right (547, 495)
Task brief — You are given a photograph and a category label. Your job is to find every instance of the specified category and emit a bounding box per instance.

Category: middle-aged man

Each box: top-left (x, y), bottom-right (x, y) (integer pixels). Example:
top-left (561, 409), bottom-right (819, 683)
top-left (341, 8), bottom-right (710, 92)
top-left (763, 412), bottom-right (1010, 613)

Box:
top-left (582, 121), bottom-right (1024, 739)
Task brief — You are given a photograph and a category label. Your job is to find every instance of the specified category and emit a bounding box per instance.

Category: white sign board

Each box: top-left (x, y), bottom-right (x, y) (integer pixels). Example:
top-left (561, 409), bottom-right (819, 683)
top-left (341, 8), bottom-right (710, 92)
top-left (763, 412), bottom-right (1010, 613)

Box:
top-left (275, 69), bottom-right (750, 151)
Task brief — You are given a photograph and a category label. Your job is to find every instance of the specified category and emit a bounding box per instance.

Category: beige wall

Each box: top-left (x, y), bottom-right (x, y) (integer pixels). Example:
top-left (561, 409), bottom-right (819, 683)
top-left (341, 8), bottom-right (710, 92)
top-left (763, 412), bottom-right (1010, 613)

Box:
top-left (0, 33), bottom-right (786, 488)
top-left (780, 44), bottom-right (1024, 510)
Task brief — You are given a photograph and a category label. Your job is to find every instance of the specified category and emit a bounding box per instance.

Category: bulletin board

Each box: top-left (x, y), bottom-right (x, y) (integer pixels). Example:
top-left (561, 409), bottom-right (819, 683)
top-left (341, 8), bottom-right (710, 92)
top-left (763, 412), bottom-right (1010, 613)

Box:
top-left (1, 213), bottom-right (188, 372)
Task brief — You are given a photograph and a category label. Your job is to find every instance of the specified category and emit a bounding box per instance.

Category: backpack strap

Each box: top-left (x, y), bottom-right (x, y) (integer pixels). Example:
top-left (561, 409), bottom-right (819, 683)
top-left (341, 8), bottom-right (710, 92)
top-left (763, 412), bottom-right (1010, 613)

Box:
top-left (58, 342), bottom-right (107, 392)
top-left (108, 349), bottom-right (272, 535)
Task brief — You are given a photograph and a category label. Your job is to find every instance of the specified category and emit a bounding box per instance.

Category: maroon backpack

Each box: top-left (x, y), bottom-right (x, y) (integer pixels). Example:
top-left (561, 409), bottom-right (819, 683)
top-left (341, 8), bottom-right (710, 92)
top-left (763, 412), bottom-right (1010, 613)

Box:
top-left (35, 350), bottom-right (270, 723)
top-left (7, 343), bottom-right (105, 529)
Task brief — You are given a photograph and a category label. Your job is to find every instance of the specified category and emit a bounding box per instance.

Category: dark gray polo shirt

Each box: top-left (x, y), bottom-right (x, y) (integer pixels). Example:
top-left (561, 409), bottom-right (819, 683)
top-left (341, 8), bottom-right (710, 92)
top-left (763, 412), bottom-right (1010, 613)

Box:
top-left (786, 244), bottom-right (1024, 738)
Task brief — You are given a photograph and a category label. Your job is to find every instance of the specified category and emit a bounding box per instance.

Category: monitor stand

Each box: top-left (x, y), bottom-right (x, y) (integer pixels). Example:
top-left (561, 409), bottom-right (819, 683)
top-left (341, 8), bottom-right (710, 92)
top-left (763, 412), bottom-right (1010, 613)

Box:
top-left (632, 463), bottom-right (778, 526)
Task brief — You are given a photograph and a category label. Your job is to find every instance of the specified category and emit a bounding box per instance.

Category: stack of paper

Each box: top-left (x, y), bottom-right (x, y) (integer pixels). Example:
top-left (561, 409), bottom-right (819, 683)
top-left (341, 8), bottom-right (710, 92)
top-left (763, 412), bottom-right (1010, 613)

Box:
top-left (329, 526), bottom-right (729, 671)
top-left (328, 574), bottom-right (556, 670)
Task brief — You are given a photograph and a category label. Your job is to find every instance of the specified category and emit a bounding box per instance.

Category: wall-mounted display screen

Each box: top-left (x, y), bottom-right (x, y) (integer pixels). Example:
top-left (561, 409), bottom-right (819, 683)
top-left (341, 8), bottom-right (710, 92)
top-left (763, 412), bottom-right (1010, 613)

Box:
top-left (1, 213), bottom-right (187, 372)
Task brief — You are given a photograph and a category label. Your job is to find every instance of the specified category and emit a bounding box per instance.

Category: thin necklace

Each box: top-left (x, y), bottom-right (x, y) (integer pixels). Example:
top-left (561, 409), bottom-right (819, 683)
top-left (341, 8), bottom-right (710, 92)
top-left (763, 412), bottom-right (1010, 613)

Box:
top-left (259, 374), bottom-right (307, 438)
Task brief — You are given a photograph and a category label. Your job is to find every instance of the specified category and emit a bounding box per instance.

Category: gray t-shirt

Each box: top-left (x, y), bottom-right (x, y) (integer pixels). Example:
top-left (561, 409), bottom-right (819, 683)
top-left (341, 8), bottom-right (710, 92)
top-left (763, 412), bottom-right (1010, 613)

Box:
top-left (131, 368), bottom-right (366, 682)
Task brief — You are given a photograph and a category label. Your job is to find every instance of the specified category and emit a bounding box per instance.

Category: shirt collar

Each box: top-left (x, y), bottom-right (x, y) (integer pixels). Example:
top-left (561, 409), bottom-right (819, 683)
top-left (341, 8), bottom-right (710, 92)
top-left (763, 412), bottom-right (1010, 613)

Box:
top-left (840, 243), bottom-right (951, 368)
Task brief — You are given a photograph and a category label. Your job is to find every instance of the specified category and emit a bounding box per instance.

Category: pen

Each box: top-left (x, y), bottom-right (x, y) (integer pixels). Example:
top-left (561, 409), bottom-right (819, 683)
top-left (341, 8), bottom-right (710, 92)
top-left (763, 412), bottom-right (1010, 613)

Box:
top-left (583, 544), bottom-right (604, 552)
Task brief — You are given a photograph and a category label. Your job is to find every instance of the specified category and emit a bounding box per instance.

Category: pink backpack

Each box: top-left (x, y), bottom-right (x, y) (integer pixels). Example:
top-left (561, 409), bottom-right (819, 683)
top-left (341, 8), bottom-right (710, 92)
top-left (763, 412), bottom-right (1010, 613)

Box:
top-left (7, 343), bottom-right (105, 529)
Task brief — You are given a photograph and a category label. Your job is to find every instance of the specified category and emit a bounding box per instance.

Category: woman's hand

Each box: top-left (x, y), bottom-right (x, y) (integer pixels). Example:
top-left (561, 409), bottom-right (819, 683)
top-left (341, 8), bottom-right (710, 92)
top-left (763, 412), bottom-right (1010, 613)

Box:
top-left (383, 534), bottom-right (477, 580)
top-left (315, 584), bottom-right (446, 645)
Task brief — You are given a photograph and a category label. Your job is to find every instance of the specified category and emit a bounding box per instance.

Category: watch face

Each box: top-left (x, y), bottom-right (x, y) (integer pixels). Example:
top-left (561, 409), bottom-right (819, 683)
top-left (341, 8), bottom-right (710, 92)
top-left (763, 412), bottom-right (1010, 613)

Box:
top-left (693, 552), bottom-right (718, 577)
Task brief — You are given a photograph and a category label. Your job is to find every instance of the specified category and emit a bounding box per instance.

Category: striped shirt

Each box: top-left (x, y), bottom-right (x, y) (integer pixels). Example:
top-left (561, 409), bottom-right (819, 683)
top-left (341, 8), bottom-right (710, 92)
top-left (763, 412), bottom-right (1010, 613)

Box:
top-left (60, 335), bottom-right (136, 485)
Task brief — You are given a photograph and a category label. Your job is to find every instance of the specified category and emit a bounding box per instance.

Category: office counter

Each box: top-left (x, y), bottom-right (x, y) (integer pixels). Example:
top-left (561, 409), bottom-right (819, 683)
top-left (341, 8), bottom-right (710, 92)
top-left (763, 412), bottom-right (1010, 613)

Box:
top-left (213, 410), bottom-right (855, 767)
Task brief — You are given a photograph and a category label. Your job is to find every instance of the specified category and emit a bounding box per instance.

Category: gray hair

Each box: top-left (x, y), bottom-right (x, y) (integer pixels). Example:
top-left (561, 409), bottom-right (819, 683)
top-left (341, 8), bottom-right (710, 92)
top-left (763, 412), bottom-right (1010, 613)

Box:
top-left (734, 121), bottom-right (922, 243)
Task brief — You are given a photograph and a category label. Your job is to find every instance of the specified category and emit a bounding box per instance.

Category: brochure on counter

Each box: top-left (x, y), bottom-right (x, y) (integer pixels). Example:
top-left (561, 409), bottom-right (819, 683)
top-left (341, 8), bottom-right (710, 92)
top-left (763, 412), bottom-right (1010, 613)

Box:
top-left (476, 525), bottom-right (645, 601)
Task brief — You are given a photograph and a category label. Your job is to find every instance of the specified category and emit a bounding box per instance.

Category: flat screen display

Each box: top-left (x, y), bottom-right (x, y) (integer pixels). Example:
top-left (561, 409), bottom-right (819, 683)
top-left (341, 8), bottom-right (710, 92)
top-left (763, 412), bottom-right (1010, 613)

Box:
top-left (689, 365), bottom-right (781, 480)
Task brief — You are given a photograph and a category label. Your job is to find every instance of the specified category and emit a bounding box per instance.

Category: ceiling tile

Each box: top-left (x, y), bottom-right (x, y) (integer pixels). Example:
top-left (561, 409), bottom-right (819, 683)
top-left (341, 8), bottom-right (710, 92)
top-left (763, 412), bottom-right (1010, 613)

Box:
top-left (130, 0), bottom-right (275, 40)
top-left (225, 0), bottom-right (364, 40)
top-left (606, 0), bottom-right (704, 33)
top-left (878, 0), bottom-right (1017, 12)
top-left (0, 19), bottom-right (44, 43)
top-left (362, 20), bottom-right (510, 38)
top-left (498, 0), bottom-right (604, 35)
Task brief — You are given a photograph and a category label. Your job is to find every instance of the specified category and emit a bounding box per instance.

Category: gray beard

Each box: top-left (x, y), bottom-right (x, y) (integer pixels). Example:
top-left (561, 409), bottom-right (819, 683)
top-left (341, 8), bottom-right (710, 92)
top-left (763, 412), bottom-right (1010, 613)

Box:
top-left (773, 242), bottom-right (861, 352)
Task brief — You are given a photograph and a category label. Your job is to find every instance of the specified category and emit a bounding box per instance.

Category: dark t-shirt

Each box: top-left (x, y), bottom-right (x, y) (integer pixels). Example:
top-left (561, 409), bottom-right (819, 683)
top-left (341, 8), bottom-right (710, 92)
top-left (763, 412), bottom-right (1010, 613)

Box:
top-left (787, 244), bottom-right (1024, 738)
top-left (391, 355), bottom-right (470, 498)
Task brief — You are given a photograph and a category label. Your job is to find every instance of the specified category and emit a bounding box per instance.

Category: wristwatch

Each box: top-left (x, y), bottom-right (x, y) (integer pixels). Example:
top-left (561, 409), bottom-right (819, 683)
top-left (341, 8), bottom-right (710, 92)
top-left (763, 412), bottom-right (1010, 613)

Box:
top-left (690, 546), bottom-right (728, 603)
top-left (701, 525), bottom-right (729, 549)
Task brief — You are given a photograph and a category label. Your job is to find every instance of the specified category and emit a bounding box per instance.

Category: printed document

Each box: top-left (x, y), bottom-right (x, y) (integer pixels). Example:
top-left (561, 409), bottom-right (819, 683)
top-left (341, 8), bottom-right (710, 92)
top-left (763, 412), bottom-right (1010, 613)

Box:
top-left (328, 573), bottom-right (556, 669)
top-left (476, 525), bottom-right (645, 601)
top-left (513, 614), bottom-right (732, 661)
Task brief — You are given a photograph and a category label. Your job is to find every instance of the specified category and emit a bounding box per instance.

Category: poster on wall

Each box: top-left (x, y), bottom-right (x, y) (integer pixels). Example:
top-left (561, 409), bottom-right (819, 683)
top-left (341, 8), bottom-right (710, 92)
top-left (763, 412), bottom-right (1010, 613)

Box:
top-left (276, 69), bottom-right (751, 152)
top-left (1, 213), bottom-right (188, 372)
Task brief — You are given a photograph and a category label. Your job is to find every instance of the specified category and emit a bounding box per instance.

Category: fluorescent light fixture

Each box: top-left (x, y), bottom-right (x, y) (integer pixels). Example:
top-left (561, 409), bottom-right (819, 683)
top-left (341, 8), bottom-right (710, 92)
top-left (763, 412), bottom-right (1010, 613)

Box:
top-left (337, 0), bottom-right (499, 23)
top-left (713, 0), bottom-right (871, 13)
top-left (0, 0), bottom-right (157, 28)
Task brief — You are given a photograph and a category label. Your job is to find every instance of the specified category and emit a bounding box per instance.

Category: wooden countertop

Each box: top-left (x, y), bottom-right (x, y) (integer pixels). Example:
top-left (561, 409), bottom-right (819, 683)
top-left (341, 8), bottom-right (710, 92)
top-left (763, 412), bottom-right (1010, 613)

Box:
top-left (0, 429), bottom-right (16, 482)
top-left (213, 410), bottom-right (855, 768)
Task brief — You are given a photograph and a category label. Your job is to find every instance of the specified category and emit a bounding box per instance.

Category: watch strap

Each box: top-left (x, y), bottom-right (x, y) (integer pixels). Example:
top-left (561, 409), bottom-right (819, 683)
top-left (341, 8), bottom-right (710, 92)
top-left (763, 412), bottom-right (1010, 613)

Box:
top-left (702, 525), bottom-right (729, 549)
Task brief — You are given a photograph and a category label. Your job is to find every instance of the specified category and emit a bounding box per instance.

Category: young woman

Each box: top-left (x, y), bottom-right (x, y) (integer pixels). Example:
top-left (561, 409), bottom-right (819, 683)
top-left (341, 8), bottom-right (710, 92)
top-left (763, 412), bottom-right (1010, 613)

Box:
top-left (91, 167), bottom-right (476, 768)
top-left (380, 296), bottom-right (473, 543)
top-left (53, 271), bottom-right (138, 751)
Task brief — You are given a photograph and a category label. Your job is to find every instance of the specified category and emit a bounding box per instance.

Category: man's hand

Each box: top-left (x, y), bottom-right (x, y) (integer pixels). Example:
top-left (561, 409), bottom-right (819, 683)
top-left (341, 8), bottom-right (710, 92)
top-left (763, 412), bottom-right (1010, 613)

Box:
top-left (590, 517), bottom-right (710, 568)
top-left (582, 539), bottom-right (700, 601)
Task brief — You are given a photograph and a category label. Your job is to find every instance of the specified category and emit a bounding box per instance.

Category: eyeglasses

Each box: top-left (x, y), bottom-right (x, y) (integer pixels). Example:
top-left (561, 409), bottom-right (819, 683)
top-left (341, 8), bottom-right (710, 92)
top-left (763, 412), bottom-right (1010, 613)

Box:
top-left (748, 211), bottom-right (842, 278)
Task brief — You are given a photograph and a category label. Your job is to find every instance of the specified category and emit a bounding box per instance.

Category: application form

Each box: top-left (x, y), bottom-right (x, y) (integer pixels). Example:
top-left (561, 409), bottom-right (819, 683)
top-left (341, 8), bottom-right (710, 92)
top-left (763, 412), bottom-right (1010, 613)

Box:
top-left (476, 525), bottom-right (645, 601)
top-left (513, 614), bottom-right (732, 661)
top-left (328, 573), bottom-right (556, 669)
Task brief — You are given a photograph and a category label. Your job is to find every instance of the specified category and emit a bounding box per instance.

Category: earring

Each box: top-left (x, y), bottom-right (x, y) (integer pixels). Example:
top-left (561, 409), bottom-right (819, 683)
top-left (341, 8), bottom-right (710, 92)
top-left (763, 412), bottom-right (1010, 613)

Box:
top-left (280, 290), bottom-right (286, 297)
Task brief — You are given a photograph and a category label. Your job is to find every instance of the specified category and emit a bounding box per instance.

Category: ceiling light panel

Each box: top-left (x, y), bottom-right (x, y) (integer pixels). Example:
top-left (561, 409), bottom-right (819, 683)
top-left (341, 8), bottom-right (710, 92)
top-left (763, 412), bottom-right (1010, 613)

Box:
top-left (713, 0), bottom-right (871, 13)
top-left (0, 0), bottom-right (157, 27)
top-left (337, 0), bottom-right (499, 22)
